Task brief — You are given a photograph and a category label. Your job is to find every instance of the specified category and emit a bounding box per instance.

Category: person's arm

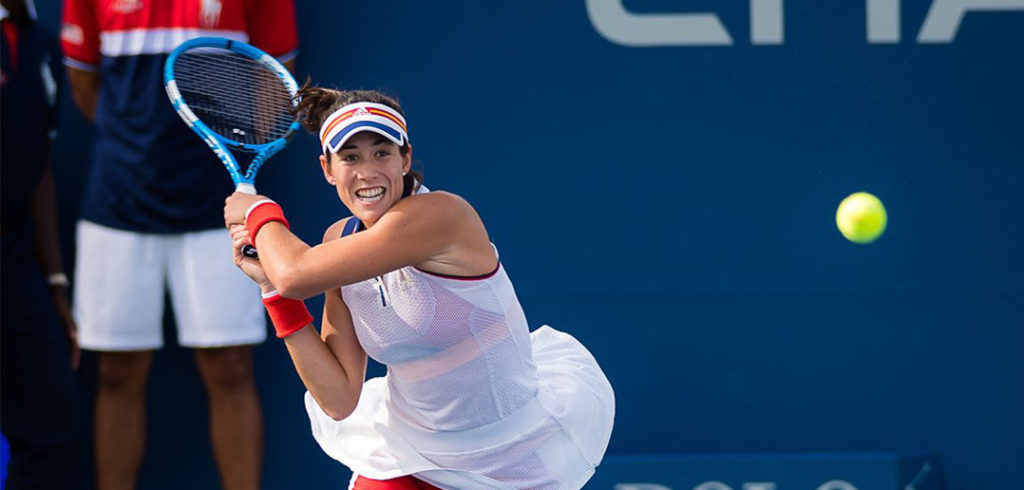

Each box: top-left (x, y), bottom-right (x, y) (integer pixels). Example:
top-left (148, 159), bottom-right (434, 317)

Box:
top-left (242, 220), bottom-right (367, 420)
top-left (247, 0), bottom-right (298, 74)
top-left (66, 66), bottom-right (100, 122)
top-left (30, 151), bottom-right (80, 368)
top-left (61, 0), bottom-right (101, 122)
top-left (280, 285), bottom-right (367, 420)
top-left (237, 191), bottom-right (494, 299)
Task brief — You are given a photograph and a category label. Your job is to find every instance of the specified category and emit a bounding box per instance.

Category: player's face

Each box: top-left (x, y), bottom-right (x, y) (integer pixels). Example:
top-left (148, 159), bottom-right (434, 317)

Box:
top-left (322, 131), bottom-right (411, 227)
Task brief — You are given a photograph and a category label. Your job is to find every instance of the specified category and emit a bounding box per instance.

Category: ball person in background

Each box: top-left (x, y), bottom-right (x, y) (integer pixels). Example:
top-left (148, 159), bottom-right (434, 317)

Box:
top-left (1, 0), bottom-right (83, 488)
top-left (60, 0), bottom-right (297, 488)
top-left (223, 86), bottom-right (615, 490)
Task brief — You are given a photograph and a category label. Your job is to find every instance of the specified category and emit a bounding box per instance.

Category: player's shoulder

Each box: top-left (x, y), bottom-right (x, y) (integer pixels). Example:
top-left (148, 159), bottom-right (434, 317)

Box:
top-left (323, 217), bottom-right (356, 243)
top-left (405, 189), bottom-right (472, 212)
top-left (398, 191), bottom-right (479, 227)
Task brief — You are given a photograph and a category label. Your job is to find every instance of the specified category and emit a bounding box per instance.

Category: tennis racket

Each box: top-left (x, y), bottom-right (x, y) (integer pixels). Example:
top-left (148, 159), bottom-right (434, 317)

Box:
top-left (164, 37), bottom-right (300, 258)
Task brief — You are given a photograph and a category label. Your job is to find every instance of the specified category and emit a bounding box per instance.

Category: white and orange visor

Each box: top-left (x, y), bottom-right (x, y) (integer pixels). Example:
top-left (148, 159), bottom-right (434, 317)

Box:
top-left (318, 102), bottom-right (409, 155)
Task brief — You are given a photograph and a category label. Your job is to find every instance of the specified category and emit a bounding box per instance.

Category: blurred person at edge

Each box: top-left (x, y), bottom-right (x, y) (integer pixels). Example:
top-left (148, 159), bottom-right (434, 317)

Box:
top-left (1, 0), bottom-right (83, 488)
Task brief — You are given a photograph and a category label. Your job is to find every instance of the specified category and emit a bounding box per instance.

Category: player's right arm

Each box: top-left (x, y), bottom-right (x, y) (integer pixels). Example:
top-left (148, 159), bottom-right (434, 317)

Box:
top-left (274, 219), bottom-right (368, 420)
top-left (61, 0), bottom-right (101, 122)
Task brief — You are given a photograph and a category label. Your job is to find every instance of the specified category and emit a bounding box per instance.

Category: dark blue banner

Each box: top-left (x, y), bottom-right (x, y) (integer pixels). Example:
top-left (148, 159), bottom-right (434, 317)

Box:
top-left (32, 1), bottom-right (1024, 489)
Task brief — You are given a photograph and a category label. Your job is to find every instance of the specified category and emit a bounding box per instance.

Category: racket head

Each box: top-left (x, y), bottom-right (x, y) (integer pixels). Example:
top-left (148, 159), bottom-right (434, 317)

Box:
top-left (164, 37), bottom-right (301, 186)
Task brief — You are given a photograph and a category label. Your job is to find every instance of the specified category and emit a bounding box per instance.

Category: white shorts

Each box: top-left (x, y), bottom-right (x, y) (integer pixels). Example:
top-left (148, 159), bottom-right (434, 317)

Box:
top-left (74, 220), bottom-right (267, 351)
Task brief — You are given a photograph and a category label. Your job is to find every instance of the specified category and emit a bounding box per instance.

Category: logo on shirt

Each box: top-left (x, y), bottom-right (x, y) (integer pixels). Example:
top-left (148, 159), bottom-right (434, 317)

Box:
top-left (111, 0), bottom-right (143, 14)
top-left (200, 0), bottom-right (222, 28)
top-left (60, 23), bottom-right (84, 45)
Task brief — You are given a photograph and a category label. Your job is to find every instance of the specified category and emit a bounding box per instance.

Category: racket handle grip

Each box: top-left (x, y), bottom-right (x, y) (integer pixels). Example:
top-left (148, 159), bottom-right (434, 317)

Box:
top-left (236, 183), bottom-right (257, 194)
top-left (236, 184), bottom-right (259, 258)
top-left (241, 244), bottom-right (259, 259)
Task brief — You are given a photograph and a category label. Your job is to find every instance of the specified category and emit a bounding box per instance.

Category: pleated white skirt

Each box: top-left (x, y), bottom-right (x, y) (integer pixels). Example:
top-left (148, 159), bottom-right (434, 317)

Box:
top-left (305, 326), bottom-right (615, 490)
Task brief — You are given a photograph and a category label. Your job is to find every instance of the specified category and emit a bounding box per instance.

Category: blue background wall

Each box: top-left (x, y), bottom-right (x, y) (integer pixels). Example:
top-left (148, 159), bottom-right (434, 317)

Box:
top-left (34, 1), bottom-right (1023, 489)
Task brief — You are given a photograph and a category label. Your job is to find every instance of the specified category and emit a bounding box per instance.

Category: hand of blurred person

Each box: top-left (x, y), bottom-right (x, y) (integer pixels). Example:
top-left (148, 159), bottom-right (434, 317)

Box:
top-left (48, 283), bottom-right (80, 369)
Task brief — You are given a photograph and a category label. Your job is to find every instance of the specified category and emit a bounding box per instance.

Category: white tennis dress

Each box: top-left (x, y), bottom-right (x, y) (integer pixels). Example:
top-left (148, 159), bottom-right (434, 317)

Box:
top-left (304, 234), bottom-right (614, 489)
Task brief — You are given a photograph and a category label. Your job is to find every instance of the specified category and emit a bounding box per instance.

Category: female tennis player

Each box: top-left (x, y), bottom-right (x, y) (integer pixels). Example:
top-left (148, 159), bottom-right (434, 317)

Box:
top-left (223, 86), bottom-right (614, 490)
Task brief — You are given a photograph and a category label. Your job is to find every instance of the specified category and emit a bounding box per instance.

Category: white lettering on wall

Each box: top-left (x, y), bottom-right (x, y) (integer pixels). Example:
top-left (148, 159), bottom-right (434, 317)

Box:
top-left (615, 485), bottom-right (673, 490)
top-left (584, 0), bottom-right (733, 46)
top-left (750, 0), bottom-right (784, 44)
top-left (815, 480), bottom-right (859, 490)
top-left (614, 481), bottom-right (861, 490)
top-left (867, 0), bottom-right (901, 42)
top-left (917, 0), bottom-right (1024, 42)
top-left (586, 0), bottom-right (1024, 45)
top-left (693, 482), bottom-right (733, 490)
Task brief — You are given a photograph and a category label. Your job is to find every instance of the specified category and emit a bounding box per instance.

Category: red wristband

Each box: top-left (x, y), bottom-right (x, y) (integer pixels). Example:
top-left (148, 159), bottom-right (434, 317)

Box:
top-left (262, 291), bottom-right (313, 338)
top-left (245, 200), bottom-right (290, 244)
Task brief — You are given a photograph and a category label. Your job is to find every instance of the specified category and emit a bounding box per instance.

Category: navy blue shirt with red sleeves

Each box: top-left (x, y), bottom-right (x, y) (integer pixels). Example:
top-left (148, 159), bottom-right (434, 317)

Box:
top-left (61, 0), bottom-right (298, 233)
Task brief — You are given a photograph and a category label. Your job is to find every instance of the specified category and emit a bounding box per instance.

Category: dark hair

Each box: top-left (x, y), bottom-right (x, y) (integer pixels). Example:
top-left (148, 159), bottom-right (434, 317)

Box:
top-left (292, 80), bottom-right (422, 195)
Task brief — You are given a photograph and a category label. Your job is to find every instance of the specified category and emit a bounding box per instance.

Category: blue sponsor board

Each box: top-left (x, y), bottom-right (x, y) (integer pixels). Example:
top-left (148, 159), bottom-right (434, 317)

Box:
top-left (588, 453), bottom-right (943, 490)
top-left (31, 0), bottom-right (1023, 488)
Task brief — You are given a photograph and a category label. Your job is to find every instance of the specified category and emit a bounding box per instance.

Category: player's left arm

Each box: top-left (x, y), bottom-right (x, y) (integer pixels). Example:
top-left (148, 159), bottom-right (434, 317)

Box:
top-left (263, 220), bottom-right (367, 420)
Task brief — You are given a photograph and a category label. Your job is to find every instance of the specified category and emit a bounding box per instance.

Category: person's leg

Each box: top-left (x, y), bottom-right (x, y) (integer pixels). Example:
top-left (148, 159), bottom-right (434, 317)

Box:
top-left (73, 221), bottom-right (167, 490)
top-left (94, 350), bottom-right (154, 490)
top-left (1, 230), bottom-right (84, 489)
top-left (169, 227), bottom-right (266, 489)
top-left (0, 317), bottom-right (83, 489)
top-left (194, 346), bottom-right (263, 490)
top-left (0, 331), bottom-right (82, 490)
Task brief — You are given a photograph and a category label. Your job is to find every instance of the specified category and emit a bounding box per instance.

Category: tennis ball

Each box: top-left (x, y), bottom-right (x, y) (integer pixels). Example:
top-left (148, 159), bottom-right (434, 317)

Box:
top-left (836, 192), bottom-right (887, 244)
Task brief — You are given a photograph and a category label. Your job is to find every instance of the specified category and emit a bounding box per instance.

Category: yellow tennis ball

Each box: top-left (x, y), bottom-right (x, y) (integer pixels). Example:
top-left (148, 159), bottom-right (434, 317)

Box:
top-left (836, 192), bottom-right (887, 244)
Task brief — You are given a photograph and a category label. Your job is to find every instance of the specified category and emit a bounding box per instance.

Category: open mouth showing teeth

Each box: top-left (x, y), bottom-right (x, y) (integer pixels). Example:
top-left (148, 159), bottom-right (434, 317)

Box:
top-left (355, 187), bottom-right (385, 202)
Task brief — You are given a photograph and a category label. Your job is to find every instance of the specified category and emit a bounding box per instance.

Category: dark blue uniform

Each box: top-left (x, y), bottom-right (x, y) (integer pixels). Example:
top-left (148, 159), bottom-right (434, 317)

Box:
top-left (61, 0), bottom-right (298, 233)
top-left (79, 52), bottom-right (234, 232)
top-left (0, 10), bottom-right (82, 490)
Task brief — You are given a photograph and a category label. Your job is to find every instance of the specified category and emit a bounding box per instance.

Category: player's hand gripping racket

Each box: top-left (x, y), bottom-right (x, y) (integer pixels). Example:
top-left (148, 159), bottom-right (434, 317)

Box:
top-left (164, 37), bottom-right (299, 259)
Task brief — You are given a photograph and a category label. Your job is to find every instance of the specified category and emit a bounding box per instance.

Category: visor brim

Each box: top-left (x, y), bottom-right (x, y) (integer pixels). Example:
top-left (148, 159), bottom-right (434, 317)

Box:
top-left (325, 121), bottom-right (406, 154)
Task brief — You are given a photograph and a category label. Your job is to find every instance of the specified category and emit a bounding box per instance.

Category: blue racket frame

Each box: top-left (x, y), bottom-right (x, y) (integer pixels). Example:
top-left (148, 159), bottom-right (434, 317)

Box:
top-left (163, 37), bottom-right (300, 194)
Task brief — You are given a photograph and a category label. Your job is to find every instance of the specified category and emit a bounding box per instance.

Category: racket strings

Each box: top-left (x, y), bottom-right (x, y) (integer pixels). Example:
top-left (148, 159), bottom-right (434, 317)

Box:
top-left (173, 49), bottom-right (294, 148)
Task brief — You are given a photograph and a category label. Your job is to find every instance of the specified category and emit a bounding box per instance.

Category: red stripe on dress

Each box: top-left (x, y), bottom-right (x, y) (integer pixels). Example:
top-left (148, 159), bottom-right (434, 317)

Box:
top-left (414, 262), bottom-right (500, 281)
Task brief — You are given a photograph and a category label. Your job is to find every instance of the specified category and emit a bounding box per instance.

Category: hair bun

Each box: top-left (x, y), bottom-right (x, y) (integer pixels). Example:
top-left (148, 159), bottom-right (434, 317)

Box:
top-left (292, 79), bottom-right (344, 134)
